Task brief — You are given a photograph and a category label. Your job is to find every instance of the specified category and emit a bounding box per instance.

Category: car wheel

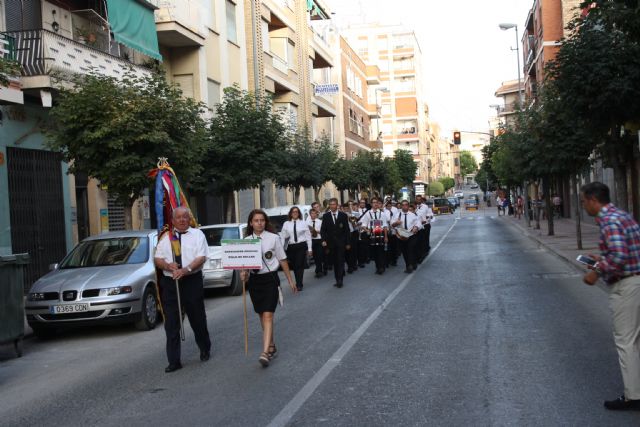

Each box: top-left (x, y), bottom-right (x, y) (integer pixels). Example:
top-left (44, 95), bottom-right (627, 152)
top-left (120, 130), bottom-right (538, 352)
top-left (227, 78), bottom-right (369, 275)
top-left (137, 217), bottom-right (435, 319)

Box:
top-left (30, 323), bottom-right (56, 339)
top-left (227, 271), bottom-right (244, 296)
top-left (135, 285), bottom-right (159, 331)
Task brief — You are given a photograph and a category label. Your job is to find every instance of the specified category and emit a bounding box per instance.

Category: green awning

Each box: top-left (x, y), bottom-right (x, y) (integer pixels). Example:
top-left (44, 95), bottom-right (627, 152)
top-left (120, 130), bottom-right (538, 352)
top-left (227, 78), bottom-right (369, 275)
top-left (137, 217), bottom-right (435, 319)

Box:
top-left (106, 0), bottom-right (162, 60)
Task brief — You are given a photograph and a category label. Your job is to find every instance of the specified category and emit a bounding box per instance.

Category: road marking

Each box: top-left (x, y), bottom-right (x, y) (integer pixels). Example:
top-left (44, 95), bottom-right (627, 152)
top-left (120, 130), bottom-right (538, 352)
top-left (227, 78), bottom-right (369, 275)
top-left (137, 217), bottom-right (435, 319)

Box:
top-left (267, 220), bottom-right (458, 427)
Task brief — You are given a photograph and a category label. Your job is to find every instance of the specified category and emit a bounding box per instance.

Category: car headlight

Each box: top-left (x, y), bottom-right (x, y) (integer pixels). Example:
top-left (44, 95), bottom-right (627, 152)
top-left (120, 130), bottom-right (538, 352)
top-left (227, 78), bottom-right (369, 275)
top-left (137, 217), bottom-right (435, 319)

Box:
top-left (209, 259), bottom-right (222, 269)
top-left (28, 292), bottom-right (45, 301)
top-left (99, 286), bottom-right (133, 297)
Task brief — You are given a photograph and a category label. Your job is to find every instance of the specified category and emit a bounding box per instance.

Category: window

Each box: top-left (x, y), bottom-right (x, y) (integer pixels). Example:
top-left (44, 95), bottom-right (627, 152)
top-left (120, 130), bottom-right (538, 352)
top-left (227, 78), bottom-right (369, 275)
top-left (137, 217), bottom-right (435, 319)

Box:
top-left (399, 120), bottom-right (417, 134)
top-left (381, 103), bottom-right (391, 116)
top-left (394, 76), bottom-right (415, 92)
top-left (261, 20), bottom-right (270, 52)
top-left (287, 41), bottom-right (295, 70)
top-left (207, 79), bottom-right (221, 112)
top-left (382, 123), bottom-right (392, 135)
top-left (226, 0), bottom-right (237, 43)
top-left (393, 57), bottom-right (414, 70)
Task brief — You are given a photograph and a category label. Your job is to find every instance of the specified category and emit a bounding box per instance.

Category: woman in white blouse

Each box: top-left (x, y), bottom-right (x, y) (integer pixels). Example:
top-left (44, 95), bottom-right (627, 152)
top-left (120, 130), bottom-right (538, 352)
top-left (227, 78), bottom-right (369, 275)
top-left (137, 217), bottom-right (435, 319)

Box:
top-left (281, 206), bottom-right (312, 291)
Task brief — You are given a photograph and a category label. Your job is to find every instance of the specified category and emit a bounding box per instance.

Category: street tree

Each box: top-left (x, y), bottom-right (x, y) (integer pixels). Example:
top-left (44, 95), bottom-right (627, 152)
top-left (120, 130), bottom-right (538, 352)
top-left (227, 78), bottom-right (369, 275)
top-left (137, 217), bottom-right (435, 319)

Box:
top-left (547, 0), bottom-right (640, 210)
top-left (459, 150), bottom-right (478, 176)
top-left (427, 181), bottom-right (445, 197)
top-left (47, 68), bottom-right (207, 229)
top-left (200, 87), bottom-right (287, 221)
top-left (330, 157), bottom-right (368, 201)
top-left (393, 149), bottom-right (418, 188)
top-left (438, 177), bottom-right (455, 192)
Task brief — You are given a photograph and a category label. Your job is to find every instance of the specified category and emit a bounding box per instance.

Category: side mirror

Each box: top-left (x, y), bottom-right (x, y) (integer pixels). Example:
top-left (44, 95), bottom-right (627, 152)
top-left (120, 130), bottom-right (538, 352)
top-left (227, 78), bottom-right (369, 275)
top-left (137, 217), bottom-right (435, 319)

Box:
top-left (49, 263), bottom-right (59, 271)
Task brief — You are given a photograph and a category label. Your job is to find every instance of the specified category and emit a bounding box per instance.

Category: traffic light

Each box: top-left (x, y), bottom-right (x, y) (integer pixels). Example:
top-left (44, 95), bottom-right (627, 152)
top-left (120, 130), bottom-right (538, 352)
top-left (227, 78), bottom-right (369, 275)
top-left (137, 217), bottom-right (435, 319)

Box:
top-left (453, 131), bottom-right (461, 145)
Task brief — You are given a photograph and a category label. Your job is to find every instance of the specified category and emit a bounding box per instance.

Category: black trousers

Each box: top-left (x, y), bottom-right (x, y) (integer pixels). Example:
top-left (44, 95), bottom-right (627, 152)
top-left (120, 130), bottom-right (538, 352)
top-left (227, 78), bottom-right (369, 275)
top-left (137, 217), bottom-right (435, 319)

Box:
top-left (311, 239), bottom-right (326, 274)
top-left (424, 223), bottom-right (431, 252)
top-left (161, 272), bottom-right (211, 365)
top-left (386, 235), bottom-right (399, 266)
top-left (327, 242), bottom-right (346, 284)
top-left (416, 229), bottom-right (426, 260)
top-left (286, 242), bottom-right (307, 288)
top-left (358, 235), bottom-right (370, 265)
top-left (370, 243), bottom-right (385, 272)
top-left (399, 235), bottom-right (417, 268)
top-left (346, 231), bottom-right (359, 270)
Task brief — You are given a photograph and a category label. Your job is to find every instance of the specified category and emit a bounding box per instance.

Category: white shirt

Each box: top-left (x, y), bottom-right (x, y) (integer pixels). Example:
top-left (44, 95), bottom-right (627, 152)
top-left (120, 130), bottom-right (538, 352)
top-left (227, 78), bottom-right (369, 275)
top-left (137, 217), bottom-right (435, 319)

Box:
top-left (416, 203), bottom-right (434, 225)
top-left (155, 227), bottom-right (209, 277)
top-left (395, 211), bottom-right (420, 231)
top-left (306, 217), bottom-right (323, 240)
top-left (246, 231), bottom-right (287, 274)
top-left (384, 208), bottom-right (396, 234)
top-left (360, 209), bottom-right (389, 229)
top-left (281, 219), bottom-right (312, 250)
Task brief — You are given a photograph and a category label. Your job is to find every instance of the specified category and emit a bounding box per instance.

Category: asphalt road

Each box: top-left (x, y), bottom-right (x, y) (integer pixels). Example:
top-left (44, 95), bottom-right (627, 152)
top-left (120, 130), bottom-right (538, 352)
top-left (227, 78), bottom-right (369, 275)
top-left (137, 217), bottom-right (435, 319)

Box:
top-left (1, 205), bottom-right (638, 426)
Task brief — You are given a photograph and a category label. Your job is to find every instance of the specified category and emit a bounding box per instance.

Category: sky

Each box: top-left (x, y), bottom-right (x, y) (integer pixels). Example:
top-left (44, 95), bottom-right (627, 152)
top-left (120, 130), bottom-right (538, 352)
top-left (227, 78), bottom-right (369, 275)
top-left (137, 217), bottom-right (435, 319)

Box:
top-left (325, 0), bottom-right (533, 135)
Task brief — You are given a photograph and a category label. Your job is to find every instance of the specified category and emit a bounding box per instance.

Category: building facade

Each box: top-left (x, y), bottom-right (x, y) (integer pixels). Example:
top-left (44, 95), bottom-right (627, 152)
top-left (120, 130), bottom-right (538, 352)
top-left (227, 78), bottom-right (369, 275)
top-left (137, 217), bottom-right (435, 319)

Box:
top-left (494, 79), bottom-right (522, 128)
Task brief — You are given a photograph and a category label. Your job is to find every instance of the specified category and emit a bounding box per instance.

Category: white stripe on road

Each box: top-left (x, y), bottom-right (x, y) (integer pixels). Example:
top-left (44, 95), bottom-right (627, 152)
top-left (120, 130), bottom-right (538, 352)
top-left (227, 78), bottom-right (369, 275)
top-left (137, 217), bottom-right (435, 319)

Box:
top-left (267, 221), bottom-right (458, 427)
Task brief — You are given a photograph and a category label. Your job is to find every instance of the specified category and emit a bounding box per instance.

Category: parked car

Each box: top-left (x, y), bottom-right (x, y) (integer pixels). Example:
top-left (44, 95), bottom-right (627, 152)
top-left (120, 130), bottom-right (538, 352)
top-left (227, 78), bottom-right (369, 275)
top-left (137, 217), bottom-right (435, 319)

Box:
top-left (454, 191), bottom-right (464, 199)
top-left (465, 198), bottom-right (479, 210)
top-left (432, 198), bottom-right (452, 215)
top-left (200, 223), bottom-right (248, 296)
top-left (470, 183), bottom-right (479, 189)
top-left (263, 205), bottom-right (313, 234)
top-left (25, 230), bottom-right (160, 338)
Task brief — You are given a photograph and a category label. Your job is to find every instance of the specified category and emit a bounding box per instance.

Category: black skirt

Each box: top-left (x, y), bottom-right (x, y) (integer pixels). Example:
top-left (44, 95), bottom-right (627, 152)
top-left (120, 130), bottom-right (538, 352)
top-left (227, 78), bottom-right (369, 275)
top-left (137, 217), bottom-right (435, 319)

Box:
top-left (247, 272), bottom-right (280, 314)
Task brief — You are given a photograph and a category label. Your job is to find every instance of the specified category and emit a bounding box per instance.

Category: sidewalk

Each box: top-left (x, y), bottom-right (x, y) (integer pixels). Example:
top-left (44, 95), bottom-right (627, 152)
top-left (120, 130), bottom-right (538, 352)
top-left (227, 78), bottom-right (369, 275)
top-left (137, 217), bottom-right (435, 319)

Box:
top-left (501, 214), bottom-right (601, 271)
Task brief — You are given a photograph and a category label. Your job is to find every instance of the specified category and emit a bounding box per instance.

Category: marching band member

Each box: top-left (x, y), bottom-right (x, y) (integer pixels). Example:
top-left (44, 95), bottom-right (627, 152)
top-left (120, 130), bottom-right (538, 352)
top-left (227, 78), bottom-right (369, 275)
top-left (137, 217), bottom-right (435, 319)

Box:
top-left (342, 203), bottom-right (358, 274)
top-left (306, 209), bottom-right (327, 278)
top-left (392, 200), bottom-right (420, 273)
top-left (348, 201), bottom-right (361, 272)
top-left (415, 195), bottom-right (434, 262)
top-left (356, 199), bottom-right (371, 267)
top-left (360, 197), bottom-right (389, 275)
top-left (240, 209), bottom-right (296, 368)
top-left (281, 206), bottom-right (312, 291)
top-left (320, 198), bottom-right (351, 288)
top-left (384, 200), bottom-right (400, 268)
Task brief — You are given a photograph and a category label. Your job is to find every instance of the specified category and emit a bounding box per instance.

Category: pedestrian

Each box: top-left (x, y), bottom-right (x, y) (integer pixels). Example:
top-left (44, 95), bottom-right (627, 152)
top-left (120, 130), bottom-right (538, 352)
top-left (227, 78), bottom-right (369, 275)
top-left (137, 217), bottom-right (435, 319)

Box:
top-left (516, 195), bottom-right (524, 220)
top-left (356, 199), bottom-right (371, 267)
top-left (580, 182), bottom-right (640, 410)
top-left (281, 206), bottom-right (312, 291)
top-left (240, 209), bottom-right (296, 367)
top-left (348, 201), bottom-right (361, 272)
top-left (311, 201), bottom-right (321, 214)
top-left (384, 200), bottom-right (399, 267)
top-left (306, 209), bottom-right (327, 278)
top-left (154, 207), bottom-right (212, 373)
top-left (553, 194), bottom-right (562, 218)
top-left (320, 198), bottom-right (351, 288)
top-left (360, 197), bottom-right (389, 275)
top-left (392, 200), bottom-right (420, 273)
top-left (496, 195), bottom-right (503, 216)
top-left (342, 202), bottom-right (359, 274)
top-left (415, 195), bottom-right (433, 259)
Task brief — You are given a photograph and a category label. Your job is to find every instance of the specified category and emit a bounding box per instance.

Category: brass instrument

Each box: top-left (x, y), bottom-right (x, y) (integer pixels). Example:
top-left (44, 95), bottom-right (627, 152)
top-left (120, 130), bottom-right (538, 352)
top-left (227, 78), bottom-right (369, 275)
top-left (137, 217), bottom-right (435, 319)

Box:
top-left (308, 224), bottom-right (318, 238)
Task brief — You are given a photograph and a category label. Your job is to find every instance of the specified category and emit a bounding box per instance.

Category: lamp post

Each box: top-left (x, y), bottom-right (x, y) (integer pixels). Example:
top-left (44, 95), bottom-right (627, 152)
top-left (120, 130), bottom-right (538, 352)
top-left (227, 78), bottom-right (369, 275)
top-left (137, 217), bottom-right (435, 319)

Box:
top-left (499, 23), bottom-right (523, 106)
top-left (374, 87), bottom-right (389, 148)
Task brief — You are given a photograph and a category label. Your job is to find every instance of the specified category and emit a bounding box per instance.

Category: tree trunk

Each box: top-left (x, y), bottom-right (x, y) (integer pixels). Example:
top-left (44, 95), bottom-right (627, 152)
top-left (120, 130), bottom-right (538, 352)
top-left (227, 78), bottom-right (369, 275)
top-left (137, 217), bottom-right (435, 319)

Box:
top-left (543, 178), bottom-right (554, 236)
top-left (534, 182), bottom-right (540, 230)
top-left (225, 191), bottom-right (235, 223)
top-left (124, 202), bottom-right (134, 230)
top-left (572, 174), bottom-right (582, 250)
top-left (631, 155), bottom-right (640, 222)
top-left (612, 160), bottom-right (629, 211)
top-left (523, 180), bottom-right (531, 227)
top-left (313, 186), bottom-right (321, 204)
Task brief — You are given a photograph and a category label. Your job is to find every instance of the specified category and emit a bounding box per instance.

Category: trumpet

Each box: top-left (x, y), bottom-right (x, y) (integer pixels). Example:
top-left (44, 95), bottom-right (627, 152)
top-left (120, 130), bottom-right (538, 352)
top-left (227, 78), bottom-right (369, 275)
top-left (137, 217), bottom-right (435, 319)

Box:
top-left (308, 224), bottom-right (318, 238)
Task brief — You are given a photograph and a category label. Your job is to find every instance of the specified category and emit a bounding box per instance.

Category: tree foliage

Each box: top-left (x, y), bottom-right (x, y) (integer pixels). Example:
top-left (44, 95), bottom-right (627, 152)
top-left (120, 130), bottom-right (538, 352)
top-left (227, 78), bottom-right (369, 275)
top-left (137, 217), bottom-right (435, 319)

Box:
top-left (47, 68), bottom-right (207, 215)
top-left (459, 150), bottom-right (478, 176)
top-left (427, 181), bottom-right (444, 196)
top-left (438, 176), bottom-right (455, 192)
top-left (393, 149), bottom-right (418, 187)
top-left (0, 57), bottom-right (21, 87)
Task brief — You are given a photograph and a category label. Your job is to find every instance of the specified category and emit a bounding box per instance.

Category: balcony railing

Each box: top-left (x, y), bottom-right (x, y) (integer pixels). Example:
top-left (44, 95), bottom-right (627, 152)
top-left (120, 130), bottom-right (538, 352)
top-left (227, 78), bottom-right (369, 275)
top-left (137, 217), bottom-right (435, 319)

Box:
top-left (6, 30), bottom-right (149, 80)
top-left (155, 0), bottom-right (207, 36)
top-left (0, 32), bottom-right (17, 60)
top-left (272, 53), bottom-right (288, 74)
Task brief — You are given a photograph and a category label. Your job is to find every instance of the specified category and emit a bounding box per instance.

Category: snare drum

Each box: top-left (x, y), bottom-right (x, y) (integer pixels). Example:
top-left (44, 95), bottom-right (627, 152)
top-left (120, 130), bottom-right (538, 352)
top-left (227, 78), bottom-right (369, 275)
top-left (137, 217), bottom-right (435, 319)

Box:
top-left (370, 219), bottom-right (385, 246)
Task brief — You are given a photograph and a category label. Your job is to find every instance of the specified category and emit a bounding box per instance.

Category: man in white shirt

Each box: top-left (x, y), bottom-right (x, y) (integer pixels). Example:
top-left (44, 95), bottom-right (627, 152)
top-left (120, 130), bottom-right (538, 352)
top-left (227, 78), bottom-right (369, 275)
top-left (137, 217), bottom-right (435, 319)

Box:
top-left (393, 200), bottom-right (420, 273)
top-left (154, 207), bottom-right (211, 373)
top-left (306, 209), bottom-right (326, 278)
top-left (360, 197), bottom-right (389, 275)
top-left (415, 195), bottom-right (434, 262)
top-left (384, 200), bottom-right (400, 268)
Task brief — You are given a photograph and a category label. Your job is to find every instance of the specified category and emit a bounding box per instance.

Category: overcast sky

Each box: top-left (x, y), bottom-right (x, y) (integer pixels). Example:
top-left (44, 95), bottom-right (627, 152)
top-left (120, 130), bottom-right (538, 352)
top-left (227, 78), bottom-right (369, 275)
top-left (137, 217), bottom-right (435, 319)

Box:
top-left (326, 0), bottom-right (533, 135)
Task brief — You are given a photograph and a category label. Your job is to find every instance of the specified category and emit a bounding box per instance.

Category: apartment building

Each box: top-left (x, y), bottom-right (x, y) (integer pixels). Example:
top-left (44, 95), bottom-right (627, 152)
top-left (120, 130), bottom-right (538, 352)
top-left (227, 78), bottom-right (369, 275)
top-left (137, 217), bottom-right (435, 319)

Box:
top-left (0, 0), bottom-right (160, 288)
top-left (243, 0), bottom-right (339, 205)
top-left (522, 0), bottom-right (580, 101)
top-left (156, 0), bottom-right (250, 224)
top-left (494, 79), bottom-right (522, 128)
top-left (340, 23), bottom-right (431, 188)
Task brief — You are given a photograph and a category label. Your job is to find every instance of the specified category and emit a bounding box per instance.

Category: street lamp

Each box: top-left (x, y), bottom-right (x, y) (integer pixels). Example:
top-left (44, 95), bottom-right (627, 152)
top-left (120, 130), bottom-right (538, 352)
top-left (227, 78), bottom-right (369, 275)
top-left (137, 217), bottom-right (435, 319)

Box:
top-left (374, 87), bottom-right (389, 145)
top-left (499, 23), bottom-right (523, 106)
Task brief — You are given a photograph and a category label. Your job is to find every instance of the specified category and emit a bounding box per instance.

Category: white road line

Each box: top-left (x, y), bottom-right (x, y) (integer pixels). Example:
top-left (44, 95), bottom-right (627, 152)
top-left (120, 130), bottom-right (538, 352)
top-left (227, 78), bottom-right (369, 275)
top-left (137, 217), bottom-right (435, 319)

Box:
top-left (267, 220), bottom-right (458, 427)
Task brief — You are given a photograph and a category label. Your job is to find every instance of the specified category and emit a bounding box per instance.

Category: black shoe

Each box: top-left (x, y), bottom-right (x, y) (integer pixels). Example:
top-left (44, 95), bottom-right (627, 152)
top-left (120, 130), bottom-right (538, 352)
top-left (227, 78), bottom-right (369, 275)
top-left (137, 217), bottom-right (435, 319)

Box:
top-left (390, 262), bottom-right (397, 267)
top-left (315, 273), bottom-right (322, 278)
top-left (412, 264), bottom-right (418, 270)
top-left (333, 282), bottom-right (343, 288)
top-left (165, 363), bottom-right (182, 373)
top-left (347, 268), bottom-right (354, 274)
top-left (359, 264), bottom-right (365, 268)
top-left (323, 271), bottom-right (328, 276)
top-left (297, 286), bottom-right (303, 291)
top-left (404, 267), bottom-right (413, 274)
top-left (200, 350), bottom-right (210, 362)
top-left (604, 395), bottom-right (640, 410)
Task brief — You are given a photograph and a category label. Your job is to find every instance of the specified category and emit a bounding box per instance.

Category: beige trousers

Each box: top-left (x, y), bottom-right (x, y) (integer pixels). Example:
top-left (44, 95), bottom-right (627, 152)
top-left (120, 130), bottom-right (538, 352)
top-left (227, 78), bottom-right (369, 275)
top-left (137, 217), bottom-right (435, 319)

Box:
top-left (610, 275), bottom-right (640, 399)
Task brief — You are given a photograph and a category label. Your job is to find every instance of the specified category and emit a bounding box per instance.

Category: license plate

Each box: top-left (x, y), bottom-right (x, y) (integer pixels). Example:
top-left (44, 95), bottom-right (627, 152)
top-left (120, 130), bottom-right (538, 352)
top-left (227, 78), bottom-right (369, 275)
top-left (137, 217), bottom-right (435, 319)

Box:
top-left (50, 303), bottom-right (90, 314)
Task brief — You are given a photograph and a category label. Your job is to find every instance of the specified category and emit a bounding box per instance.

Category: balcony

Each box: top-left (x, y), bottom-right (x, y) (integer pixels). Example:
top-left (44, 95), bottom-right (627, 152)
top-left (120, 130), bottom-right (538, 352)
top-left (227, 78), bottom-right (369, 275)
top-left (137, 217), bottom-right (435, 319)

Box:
top-left (366, 65), bottom-right (380, 85)
top-left (0, 33), bottom-right (24, 104)
top-left (309, 27), bottom-right (333, 68)
top-left (311, 83), bottom-right (336, 117)
top-left (7, 30), bottom-right (150, 90)
top-left (155, 0), bottom-right (206, 47)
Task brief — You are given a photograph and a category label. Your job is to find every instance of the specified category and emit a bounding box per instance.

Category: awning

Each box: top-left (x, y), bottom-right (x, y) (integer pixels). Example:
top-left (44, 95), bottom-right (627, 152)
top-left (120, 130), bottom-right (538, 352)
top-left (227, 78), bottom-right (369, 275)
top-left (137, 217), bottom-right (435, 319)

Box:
top-left (106, 0), bottom-right (162, 60)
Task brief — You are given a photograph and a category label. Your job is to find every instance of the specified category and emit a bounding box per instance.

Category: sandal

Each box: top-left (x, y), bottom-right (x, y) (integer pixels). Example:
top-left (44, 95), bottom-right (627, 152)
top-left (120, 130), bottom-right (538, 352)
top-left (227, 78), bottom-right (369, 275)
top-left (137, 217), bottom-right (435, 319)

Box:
top-left (268, 344), bottom-right (277, 359)
top-left (259, 352), bottom-right (270, 367)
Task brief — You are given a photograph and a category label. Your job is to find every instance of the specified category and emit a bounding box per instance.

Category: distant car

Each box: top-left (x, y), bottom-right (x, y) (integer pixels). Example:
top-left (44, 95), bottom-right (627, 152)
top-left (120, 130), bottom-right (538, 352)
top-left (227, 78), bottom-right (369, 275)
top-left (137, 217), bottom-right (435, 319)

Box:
top-left (470, 184), bottom-right (479, 189)
top-left (465, 199), bottom-right (479, 210)
top-left (432, 198), bottom-right (452, 215)
top-left (200, 223), bottom-right (248, 296)
top-left (25, 230), bottom-right (160, 338)
top-left (454, 191), bottom-right (464, 199)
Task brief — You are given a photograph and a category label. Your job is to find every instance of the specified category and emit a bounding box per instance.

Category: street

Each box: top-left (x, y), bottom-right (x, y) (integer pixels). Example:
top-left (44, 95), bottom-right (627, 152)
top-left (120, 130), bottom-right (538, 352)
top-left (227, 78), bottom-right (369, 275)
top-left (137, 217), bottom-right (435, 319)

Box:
top-left (0, 207), bottom-right (637, 426)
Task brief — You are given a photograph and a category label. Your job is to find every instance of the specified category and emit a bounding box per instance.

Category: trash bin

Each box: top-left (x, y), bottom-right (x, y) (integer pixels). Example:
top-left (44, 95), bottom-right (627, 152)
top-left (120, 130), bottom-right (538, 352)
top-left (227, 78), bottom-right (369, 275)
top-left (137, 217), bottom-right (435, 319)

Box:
top-left (0, 253), bottom-right (30, 358)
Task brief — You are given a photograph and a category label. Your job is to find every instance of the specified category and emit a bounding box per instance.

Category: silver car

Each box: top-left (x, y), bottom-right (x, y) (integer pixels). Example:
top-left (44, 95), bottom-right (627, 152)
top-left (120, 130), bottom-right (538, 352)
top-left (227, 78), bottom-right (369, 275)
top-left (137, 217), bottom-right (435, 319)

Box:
top-left (200, 223), bottom-right (247, 296)
top-left (25, 230), bottom-right (160, 338)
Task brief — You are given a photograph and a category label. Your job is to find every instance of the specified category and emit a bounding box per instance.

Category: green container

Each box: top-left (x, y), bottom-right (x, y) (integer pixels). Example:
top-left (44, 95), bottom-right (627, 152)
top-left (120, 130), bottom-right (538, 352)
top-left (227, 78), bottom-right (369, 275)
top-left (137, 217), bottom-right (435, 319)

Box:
top-left (0, 253), bottom-right (30, 357)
